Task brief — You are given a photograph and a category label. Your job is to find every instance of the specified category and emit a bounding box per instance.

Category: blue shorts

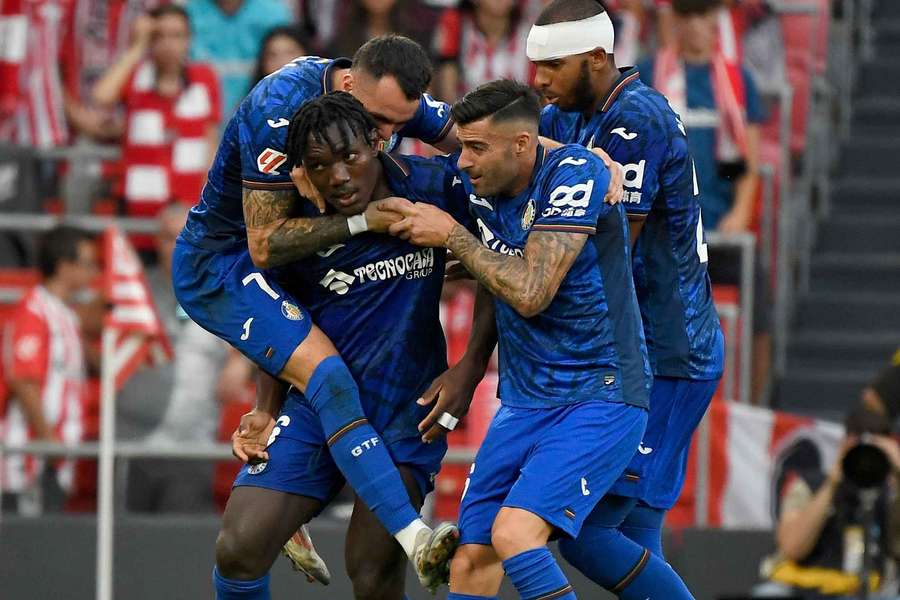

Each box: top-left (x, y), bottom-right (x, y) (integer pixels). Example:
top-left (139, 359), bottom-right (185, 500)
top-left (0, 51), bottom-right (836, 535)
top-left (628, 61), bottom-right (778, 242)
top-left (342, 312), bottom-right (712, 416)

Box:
top-left (609, 376), bottom-right (719, 509)
top-left (233, 391), bottom-right (447, 502)
top-left (172, 239), bottom-right (312, 376)
top-left (458, 401), bottom-right (647, 546)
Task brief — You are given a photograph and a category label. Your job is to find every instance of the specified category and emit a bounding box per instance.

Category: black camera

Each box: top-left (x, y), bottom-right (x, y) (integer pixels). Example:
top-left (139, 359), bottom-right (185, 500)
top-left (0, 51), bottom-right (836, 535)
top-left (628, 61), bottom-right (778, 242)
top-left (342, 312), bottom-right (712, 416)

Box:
top-left (842, 434), bottom-right (890, 489)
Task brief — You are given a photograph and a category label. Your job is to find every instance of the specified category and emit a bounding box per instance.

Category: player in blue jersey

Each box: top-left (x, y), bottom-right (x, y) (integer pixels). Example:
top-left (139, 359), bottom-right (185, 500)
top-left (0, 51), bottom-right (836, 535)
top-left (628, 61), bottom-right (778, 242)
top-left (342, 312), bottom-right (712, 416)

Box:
top-left (525, 0), bottom-right (725, 596)
top-left (378, 80), bottom-right (652, 600)
top-left (171, 36), bottom-right (462, 598)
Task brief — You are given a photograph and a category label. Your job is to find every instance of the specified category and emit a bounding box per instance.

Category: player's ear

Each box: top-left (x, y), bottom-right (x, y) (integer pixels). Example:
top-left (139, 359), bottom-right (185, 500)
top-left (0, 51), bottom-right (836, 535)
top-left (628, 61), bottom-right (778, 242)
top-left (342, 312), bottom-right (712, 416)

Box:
top-left (340, 71), bottom-right (353, 92)
top-left (515, 131), bottom-right (532, 155)
top-left (588, 49), bottom-right (608, 72)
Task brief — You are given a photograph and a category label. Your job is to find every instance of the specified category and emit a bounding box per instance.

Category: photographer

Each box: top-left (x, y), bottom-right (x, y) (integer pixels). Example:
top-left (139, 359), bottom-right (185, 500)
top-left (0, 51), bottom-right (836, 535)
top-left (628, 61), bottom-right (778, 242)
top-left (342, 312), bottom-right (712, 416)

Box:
top-left (760, 406), bottom-right (900, 598)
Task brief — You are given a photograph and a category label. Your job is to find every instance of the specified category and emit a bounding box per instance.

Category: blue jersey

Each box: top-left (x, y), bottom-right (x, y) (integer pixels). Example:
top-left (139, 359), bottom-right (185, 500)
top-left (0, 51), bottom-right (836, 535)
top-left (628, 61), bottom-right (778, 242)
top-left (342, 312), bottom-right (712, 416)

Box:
top-left (180, 56), bottom-right (453, 252)
top-left (456, 145), bottom-right (651, 410)
top-left (541, 68), bottom-right (723, 381)
top-left (273, 153), bottom-right (470, 437)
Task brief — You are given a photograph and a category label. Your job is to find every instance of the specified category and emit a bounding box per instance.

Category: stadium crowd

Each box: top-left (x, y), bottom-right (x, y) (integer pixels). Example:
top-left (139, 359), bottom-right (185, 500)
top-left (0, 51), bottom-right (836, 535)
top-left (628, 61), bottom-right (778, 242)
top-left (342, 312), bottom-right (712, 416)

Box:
top-left (4, 0), bottom-right (894, 597)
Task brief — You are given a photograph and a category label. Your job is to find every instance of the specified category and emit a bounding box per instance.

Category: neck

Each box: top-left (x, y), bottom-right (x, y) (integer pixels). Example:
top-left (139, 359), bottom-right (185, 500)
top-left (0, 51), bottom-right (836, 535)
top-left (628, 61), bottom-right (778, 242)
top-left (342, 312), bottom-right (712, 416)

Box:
top-left (475, 10), bottom-right (509, 44)
top-left (506, 145), bottom-right (538, 197)
top-left (368, 13), bottom-right (391, 36)
top-left (371, 158), bottom-right (392, 201)
top-left (584, 65), bottom-right (621, 118)
top-left (217, 0), bottom-right (242, 15)
top-left (332, 67), bottom-right (351, 91)
top-left (679, 45), bottom-right (713, 64)
top-left (43, 278), bottom-right (71, 303)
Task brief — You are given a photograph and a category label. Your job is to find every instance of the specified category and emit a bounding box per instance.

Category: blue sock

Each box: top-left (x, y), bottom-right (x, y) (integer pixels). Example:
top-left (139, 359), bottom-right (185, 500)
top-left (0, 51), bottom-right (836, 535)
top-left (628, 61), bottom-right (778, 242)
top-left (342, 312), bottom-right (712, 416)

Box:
top-left (502, 547), bottom-right (576, 600)
top-left (213, 566), bottom-right (270, 600)
top-left (447, 594), bottom-right (499, 600)
top-left (559, 525), bottom-right (693, 600)
top-left (619, 503), bottom-right (666, 558)
top-left (306, 356), bottom-right (419, 535)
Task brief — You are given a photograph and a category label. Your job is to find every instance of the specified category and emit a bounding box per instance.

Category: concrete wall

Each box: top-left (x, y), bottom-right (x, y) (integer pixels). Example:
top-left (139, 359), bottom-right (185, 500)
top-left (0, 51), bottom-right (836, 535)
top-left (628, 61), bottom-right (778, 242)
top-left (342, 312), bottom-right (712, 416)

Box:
top-left (0, 516), bottom-right (774, 599)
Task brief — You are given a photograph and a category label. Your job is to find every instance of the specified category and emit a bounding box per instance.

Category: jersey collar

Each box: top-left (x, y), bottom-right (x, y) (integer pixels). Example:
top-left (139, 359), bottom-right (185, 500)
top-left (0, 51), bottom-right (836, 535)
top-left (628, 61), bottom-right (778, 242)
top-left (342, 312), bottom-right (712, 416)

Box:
top-left (322, 57), bottom-right (353, 93)
top-left (597, 66), bottom-right (641, 113)
top-left (379, 152), bottom-right (410, 181)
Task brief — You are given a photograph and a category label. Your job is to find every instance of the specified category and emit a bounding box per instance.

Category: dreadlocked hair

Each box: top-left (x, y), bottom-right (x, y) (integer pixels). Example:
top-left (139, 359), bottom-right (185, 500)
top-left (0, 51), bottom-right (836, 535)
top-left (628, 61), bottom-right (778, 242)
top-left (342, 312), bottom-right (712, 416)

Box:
top-left (285, 91), bottom-right (378, 169)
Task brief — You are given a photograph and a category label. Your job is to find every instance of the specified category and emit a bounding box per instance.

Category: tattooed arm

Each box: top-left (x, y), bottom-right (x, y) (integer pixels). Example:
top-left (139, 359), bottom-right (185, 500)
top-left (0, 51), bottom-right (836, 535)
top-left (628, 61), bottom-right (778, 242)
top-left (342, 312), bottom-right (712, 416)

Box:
top-left (243, 188), bottom-right (401, 268)
top-left (377, 198), bottom-right (586, 318)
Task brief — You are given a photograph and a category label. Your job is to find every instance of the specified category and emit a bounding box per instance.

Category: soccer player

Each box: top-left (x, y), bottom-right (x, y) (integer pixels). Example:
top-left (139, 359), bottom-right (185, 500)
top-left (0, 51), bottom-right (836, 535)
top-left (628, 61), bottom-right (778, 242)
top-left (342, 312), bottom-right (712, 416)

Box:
top-left (379, 80), bottom-right (651, 600)
top-left (527, 0), bottom-right (724, 594)
top-left (215, 91), bottom-right (493, 598)
top-left (172, 36), bottom-right (460, 598)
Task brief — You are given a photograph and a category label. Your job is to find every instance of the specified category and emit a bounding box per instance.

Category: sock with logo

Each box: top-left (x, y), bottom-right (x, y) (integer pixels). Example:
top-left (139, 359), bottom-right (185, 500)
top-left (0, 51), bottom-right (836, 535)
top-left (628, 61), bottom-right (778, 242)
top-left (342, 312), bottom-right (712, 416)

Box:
top-left (447, 594), bottom-right (499, 600)
top-left (305, 356), bottom-right (421, 537)
top-left (619, 503), bottom-right (666, 558)
top-left (559, 525), bottom-right (693, 600)
top-left (213, 566), bottom-right (270, 600)
top-left (502, 547), bottom-right (576, 600)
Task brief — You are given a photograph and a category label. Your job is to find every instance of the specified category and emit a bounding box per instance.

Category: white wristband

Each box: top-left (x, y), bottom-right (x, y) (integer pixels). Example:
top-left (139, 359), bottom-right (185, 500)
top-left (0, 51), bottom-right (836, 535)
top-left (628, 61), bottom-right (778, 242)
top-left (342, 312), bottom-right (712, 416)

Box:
top-left (347, 214), bottom-right (369, 236)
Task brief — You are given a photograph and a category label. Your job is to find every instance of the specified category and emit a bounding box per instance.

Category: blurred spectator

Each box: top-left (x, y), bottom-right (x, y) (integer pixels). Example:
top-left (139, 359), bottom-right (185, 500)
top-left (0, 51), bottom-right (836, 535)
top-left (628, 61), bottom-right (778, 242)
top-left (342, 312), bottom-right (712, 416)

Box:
top-left (92, 5), bottom-right (221, 249)
top-left (862, 352), bottom-right (900, 423)
top-left (1, 226), bottom-right (97, 515)
top-left (758, 405), bottom-right (900, 598)
top-left (185, 0), bottom-right (292, 117)
top-left (327, 0), bottom-right (436, 60)
top-left (638, 0), bottom-right (771, 404)
top-left (248, 25), bottom-right (311, 91)
top-left (432, 0), bottom-right (533, 101)
top-left (119, 203), bottom-right (230, 513)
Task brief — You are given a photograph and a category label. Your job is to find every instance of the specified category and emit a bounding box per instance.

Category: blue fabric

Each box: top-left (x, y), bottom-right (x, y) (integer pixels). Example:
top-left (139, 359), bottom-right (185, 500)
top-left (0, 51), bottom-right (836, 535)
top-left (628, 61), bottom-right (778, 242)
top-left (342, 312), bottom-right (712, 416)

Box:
top-left (559, 523), bottom-right (693, 600)
top-left (213, 566), bottom-right (270, 600)
top-left (541, 66), bottom-right (724, 382)
top-left (503, 548), bottom-right (576, 600)
top-left (636, 59), bottom-right (765, 230)
top-left (455, 144), bottom-right (650, 409)
top-left (458, 402), bottom-right (646, 546)
top-left (171, 242), bottom-right (312, 376)
top-left (620, 503), bottom-right (666, 558)
top-left (610, 377), bottom-right (720, 508)
top-left (232, 391), bottom-right (446, 502)
top-left (447, 594), bottom-right (499, 600)
top-left (187, 0), bottom-right (292, 117)
top-left (304, 356), bottom-right (420, 535)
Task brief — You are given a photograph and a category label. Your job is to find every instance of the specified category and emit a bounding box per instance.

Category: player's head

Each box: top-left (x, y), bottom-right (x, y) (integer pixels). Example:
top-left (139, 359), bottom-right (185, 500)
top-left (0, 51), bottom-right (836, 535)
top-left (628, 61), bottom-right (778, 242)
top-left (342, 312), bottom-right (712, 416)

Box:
top-left (451, 80), bottom-right (542, 197)
top-left (148, 5), bottom-right (191, 71)
top-left (528, 0), bottom-right (616, 113)
top-left (285, 92), bottom-right (381, 216)
top-left (672, 0), bottom-right (722, 59)
top-left (38, 226), bottom-right (98, 296)
top-left (348, 34), bottom-right (433, 141)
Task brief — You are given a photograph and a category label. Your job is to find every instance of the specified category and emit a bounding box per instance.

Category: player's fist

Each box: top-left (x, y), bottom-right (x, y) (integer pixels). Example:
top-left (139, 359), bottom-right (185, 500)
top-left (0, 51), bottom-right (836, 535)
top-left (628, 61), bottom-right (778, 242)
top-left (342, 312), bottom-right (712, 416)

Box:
top-left (379, 198), bottom-right (457, 248)
top-left (232, 409), bottom-right (276, 464)
top-left (590, 147), bottom-right (624, 205)
top-left (365, 197), bottom-right (406, 233)
top-left (417, 360), bottom-right (484, 443)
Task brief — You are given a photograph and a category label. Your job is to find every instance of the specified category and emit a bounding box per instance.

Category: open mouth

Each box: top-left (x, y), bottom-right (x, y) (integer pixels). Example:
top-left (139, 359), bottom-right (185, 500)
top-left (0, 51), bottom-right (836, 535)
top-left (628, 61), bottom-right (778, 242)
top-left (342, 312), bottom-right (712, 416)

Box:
top-left (332, 190), bottom-right (359, 206)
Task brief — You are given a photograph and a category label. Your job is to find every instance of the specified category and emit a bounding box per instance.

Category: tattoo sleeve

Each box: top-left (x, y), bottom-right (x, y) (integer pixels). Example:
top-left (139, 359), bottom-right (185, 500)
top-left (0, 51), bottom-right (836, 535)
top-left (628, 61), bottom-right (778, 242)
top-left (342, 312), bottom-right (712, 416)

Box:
top-left (446, 225), bottom-right (588, 318)
top-left (243, 188), bottom-right (350, 267)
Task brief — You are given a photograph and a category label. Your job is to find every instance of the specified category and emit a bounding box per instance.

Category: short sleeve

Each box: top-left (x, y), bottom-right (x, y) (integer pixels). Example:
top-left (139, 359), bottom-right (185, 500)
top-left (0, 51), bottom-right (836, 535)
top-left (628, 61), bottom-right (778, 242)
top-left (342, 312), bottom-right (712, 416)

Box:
top-left (742, 67), bottom-right (766, 124)
top-left (7, 306), bottom-right (49, 383)
top-left (238, 93), bottom-right (294, 190)
top-left (533, 150), bottom-right (611, 235)
top-left (397, 93), bottom-right (454, 146)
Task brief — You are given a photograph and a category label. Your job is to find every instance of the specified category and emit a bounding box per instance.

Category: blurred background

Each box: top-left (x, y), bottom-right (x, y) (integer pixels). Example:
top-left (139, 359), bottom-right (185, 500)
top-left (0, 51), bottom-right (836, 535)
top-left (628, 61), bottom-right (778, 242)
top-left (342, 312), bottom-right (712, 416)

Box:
top-left (0, 0), bottom-right (898, 598)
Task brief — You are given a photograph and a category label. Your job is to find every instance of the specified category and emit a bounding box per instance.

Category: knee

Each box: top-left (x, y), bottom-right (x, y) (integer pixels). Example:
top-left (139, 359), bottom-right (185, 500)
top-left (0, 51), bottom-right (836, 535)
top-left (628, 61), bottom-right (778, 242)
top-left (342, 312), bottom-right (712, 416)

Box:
top-left (215, 525), bottom-right (269, 580)
top-left (346, 553), bottom-right (404, 600)
top-left (449, 547), bottom-right (480, 583)
top-left (490, 509), bottom-right (549, 560)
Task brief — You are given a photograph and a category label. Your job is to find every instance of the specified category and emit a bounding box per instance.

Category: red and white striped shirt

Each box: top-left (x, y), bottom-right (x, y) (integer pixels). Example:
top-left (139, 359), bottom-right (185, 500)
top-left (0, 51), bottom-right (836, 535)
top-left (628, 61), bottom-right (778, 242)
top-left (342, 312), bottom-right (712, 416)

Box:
top-left (434, 8), bottom-right (534, 98)
top-left (1, 285), bottom-right (84, 493)
top-left (119, 60), bottom-right (221, 217)
top-left (0, 0), bottom-right (74, 149)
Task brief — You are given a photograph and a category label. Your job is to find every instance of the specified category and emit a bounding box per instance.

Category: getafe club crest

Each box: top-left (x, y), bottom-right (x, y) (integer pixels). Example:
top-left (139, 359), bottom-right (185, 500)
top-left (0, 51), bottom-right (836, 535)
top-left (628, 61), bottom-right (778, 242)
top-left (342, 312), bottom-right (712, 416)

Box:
top-left (522, 199), bottom-right (536, 230)
top-left (281, 301), bottom-right (303, 321)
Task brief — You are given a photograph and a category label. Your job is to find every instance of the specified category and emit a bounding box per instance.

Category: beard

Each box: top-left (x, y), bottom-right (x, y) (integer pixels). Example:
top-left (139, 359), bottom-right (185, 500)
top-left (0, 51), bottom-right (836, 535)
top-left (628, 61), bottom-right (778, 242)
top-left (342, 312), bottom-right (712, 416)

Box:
top-left (568, 60), bottom-right (597, 114)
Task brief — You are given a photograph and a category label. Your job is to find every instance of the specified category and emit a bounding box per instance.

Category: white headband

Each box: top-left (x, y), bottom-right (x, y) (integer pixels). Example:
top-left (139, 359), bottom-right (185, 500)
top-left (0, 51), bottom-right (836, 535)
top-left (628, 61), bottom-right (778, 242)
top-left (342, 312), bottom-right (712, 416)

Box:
top-left (526, 12), bottom-right (615, 61)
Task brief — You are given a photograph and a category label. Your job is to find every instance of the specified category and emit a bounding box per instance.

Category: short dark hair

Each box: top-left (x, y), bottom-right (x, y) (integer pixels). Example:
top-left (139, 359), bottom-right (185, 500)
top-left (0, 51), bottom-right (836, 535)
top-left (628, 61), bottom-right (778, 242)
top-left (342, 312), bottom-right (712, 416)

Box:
top-left (285, 92), bottom-right (378, 168)
top-left (37, 226), bottom-right (91, 279)
top-left (671, 0), bottom-right (722, 15)
top-left (351, 34), bottom-right (432, 100)
top-left (845, 404), bottom-right (892, 437)
top-left (148, 3), bottom-right (189, 24)
top-left (535, 0), bottom-right (607, 26)
top-left (450, 80), bottom-right (542, 127)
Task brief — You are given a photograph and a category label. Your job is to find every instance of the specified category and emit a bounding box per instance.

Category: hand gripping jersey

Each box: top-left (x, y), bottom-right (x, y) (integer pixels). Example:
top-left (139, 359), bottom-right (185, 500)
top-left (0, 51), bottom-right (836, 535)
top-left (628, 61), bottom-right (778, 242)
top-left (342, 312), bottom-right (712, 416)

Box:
top-left (452, 144), bottom-right (651, 409)
top-left (179, 56), bottom-right (453, 252)
top-left (272, 153), bottom-right (472, 441)
top-left (540, 67), bottom-right (723, 381)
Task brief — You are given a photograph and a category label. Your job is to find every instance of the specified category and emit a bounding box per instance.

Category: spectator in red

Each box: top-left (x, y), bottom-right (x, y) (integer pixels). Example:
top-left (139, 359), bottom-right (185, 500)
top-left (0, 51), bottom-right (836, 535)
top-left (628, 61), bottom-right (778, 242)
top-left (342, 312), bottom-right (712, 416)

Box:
top-left (92, 5), bottom-right (221, 248)
top-left (248, 25), bottom-right (312, 92)
top-left (1, 226), bottom-right (97, 515)
top-left (432, 0), bottom-right (534, 102)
